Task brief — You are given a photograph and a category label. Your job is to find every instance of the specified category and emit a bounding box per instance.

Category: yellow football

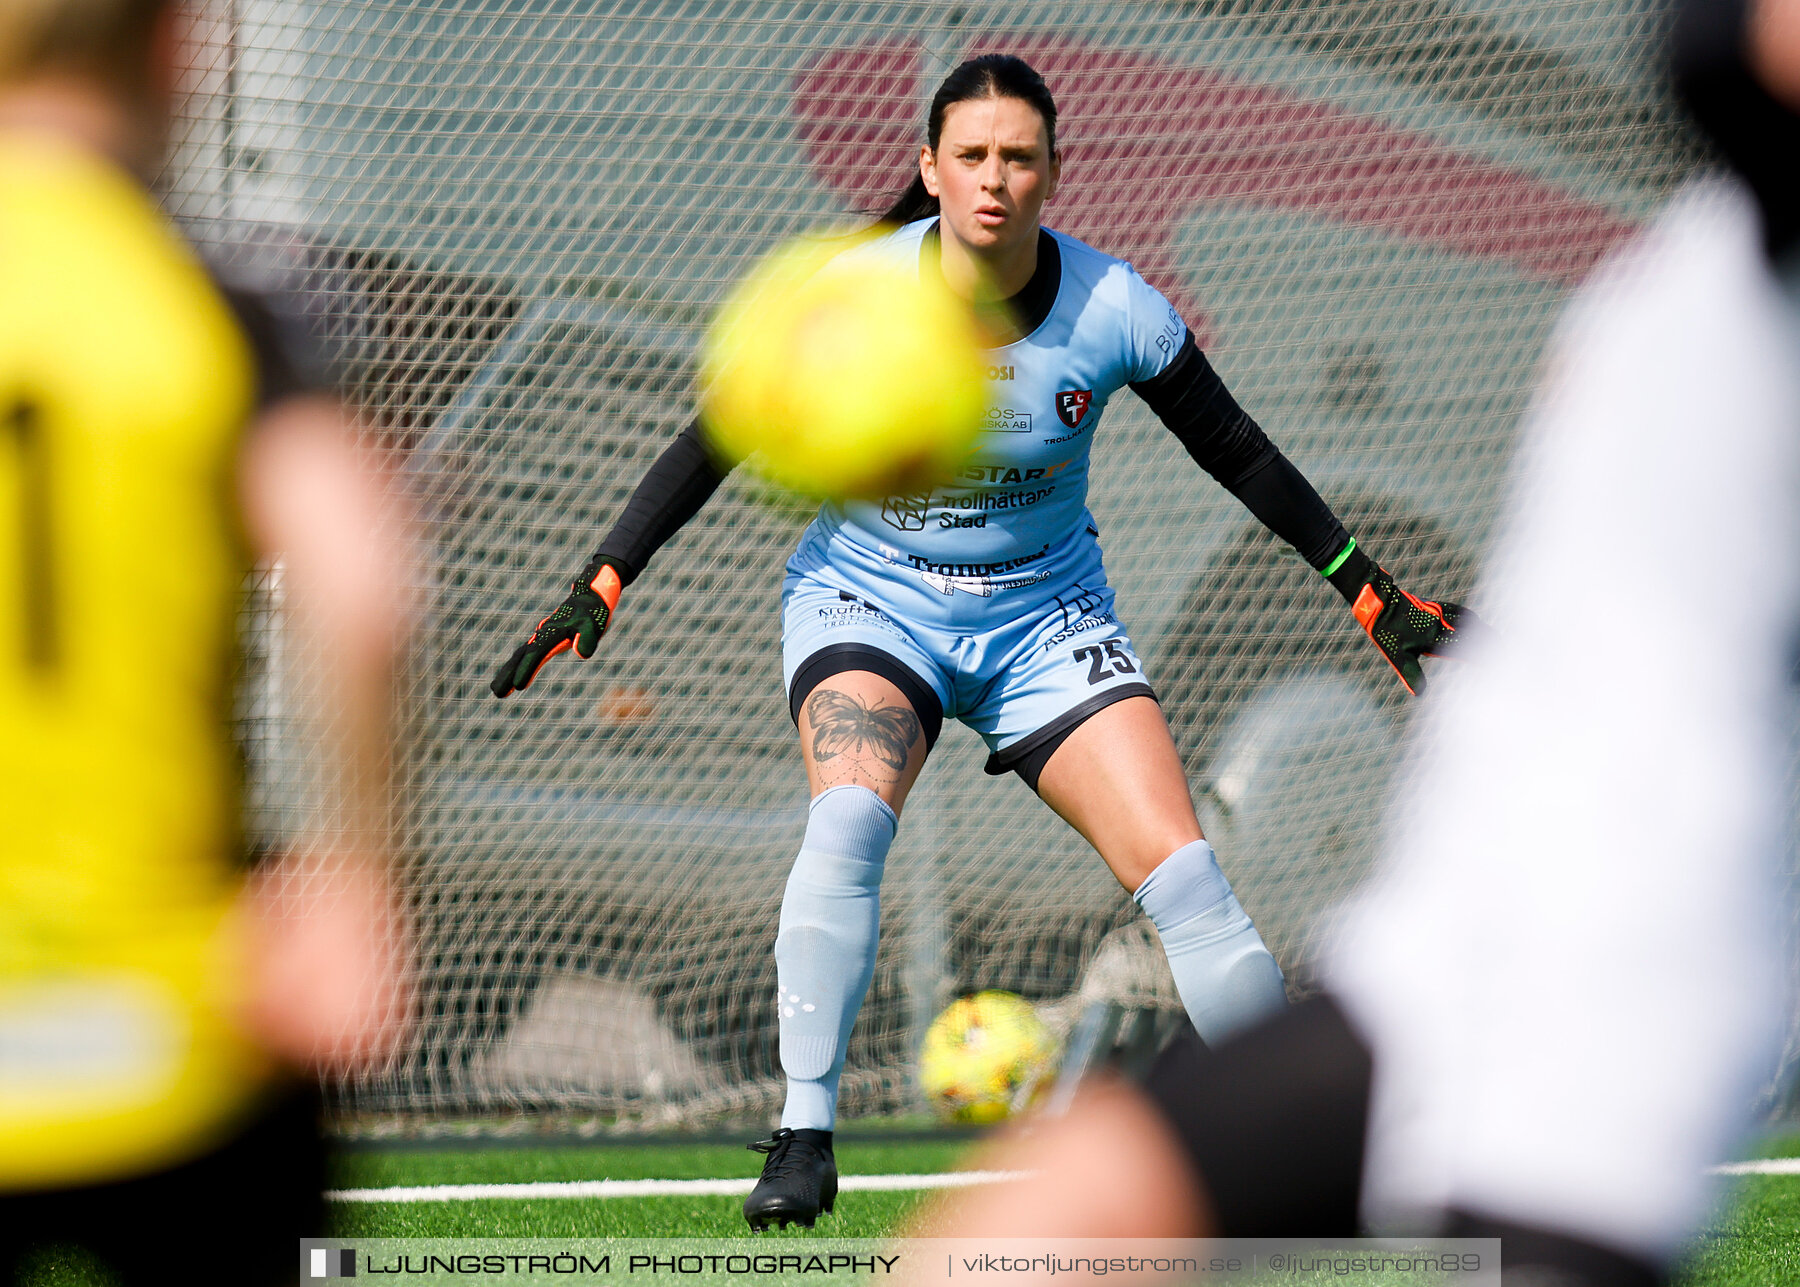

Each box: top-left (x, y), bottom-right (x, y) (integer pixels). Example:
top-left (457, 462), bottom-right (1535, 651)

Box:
top-left (701, 233), bottom-right (987, 501)
top-left (919, 990), bottom-right (1059, 1125)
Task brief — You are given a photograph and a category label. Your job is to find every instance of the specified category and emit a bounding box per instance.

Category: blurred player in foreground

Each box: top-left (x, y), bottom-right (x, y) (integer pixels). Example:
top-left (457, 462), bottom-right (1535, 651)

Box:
top-left (0, 1), bottom-right (409, 1280)
top-left (917, 1), bottom-right (1800, 1282)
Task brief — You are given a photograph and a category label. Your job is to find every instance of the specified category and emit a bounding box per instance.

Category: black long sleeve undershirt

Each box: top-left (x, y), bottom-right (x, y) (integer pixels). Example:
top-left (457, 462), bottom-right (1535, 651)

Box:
top-left (589, 419), bottom-right (729, 587)
top-left (588, 333), bottom-right (1355, 587)
top-left (1131, 332), bottom-right (1352, 572)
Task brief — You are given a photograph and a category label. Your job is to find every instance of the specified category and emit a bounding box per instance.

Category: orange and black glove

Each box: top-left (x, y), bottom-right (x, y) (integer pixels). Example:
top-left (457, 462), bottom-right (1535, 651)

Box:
top-left (490, 556), bottom-right (625, 698)
top-left (1325, 543), bottom-right (1480, 696)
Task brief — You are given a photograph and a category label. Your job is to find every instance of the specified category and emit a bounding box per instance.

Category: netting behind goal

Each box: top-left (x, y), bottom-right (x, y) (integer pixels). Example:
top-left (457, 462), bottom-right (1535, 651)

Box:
top-left (165, 1), bottom-right (1730, 1129)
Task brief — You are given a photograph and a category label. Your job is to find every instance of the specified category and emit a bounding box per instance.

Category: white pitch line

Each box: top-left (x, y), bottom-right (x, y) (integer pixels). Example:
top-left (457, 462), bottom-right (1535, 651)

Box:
top-left (327, 1170), bottom-right (1029, 1204)
top-left (1709, 1159), bottom-right (1800, 1176)
top-left (330, 1159), bottom-right (1800, 1204)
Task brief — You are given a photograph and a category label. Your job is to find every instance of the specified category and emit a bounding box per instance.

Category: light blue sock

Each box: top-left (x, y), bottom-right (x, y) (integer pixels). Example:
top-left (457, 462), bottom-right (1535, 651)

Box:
top-left (776, 784), bottom-right (897, 1130)
top-left (1133, 839), bottom-right (1287, 1045)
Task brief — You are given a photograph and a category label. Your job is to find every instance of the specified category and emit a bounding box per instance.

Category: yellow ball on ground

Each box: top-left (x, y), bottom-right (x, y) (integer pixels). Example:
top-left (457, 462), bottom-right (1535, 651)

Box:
top-left (701, 232), bottom-right (988, 501)
top-left (919, 990), bottom-right (1059, 1125)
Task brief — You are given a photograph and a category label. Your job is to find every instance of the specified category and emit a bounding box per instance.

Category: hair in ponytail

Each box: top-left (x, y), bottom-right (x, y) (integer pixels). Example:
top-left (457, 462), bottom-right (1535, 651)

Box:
top-left (876, 54), bottom-right (1059, 227)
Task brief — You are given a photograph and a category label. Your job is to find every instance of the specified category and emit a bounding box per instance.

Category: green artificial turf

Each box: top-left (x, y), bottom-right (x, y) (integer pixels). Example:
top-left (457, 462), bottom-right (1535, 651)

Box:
top-left (1673, 1177), bottom-right (1800, 1285)
top-left (329, 1137), bottom-right (978, 1190)
top-left (330, 1190), bottom-right (931, 1239)
top-left (326, 1133), bottom-right (1800, 1279)
top-left (17, 1131), bottom-right (1800, 1283)
top-left (327, 1134), bottom-right (970, 1238)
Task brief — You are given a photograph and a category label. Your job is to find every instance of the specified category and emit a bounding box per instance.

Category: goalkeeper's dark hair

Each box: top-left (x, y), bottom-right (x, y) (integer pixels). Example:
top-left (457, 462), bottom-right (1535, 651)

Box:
top-left (877, 54), bottom-right (1059, 227)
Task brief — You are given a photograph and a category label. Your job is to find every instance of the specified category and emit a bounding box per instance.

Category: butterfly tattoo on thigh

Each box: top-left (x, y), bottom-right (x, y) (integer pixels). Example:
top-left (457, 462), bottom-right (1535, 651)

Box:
top-left (806, 689), bottom-right (923, 773)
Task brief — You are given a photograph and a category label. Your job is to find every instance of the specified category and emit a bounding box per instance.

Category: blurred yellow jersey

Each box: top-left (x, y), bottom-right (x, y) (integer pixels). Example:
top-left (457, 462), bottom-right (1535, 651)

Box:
top-left (0, 133), bottom-right (282, 1189)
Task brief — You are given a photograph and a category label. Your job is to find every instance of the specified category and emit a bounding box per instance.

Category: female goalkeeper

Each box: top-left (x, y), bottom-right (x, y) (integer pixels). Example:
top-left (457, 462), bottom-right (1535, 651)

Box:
top-left (492, 54), bottom-right (1469, 1231)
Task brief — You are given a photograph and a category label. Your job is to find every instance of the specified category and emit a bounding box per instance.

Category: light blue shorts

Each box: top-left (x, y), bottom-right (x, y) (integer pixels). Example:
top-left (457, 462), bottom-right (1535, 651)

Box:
top-left (781, 529), bottom-right (1157, 782)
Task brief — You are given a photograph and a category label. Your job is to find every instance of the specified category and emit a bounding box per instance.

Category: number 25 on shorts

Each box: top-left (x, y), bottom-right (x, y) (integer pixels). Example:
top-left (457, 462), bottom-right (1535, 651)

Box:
top-left (1072, 640), bottom-right (1137, 685)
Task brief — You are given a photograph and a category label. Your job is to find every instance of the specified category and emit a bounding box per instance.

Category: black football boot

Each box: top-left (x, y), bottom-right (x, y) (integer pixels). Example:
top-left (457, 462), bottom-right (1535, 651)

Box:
top-left (743, 1127), bottom-right (838, 1230)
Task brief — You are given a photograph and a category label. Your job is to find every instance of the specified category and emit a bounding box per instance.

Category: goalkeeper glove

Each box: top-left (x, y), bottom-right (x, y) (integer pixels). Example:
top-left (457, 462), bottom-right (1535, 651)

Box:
top-left (1324, 543), bottom-right (1480, 696)
top-left (490, 556), bottom-right (624, 698)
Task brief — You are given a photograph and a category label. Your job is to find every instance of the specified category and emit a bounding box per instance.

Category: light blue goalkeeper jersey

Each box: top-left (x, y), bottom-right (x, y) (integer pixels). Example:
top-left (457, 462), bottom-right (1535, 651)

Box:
top-left (803, 219), bottom-right (1186, 596)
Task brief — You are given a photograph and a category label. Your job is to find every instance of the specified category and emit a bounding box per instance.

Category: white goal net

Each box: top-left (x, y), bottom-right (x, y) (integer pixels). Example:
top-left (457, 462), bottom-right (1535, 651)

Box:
top-left (164, 1), bottom-right (1752, 1130)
